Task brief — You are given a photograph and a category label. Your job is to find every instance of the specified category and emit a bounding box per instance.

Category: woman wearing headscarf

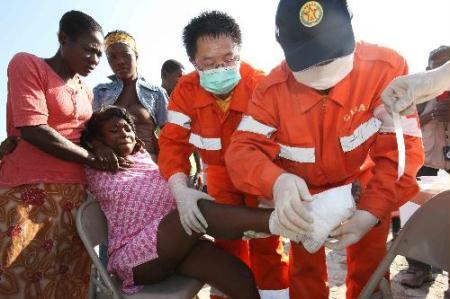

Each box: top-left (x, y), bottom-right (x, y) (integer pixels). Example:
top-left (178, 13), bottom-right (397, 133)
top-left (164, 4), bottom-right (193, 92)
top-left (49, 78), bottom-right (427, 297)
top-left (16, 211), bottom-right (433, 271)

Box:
top-left (93, 31), bottom-right (168, 162)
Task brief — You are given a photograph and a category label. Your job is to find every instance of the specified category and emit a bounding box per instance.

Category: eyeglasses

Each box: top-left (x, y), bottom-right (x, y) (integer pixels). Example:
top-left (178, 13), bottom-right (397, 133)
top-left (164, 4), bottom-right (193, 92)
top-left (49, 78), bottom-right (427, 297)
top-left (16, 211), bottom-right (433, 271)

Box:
top-left (195, 56), bottom-right (240, 71)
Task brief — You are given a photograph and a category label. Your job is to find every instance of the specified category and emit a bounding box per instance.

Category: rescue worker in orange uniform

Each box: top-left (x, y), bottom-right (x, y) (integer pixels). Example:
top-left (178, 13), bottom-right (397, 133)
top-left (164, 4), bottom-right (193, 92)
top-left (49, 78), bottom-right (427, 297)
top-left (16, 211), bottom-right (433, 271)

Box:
top-left (225, 1), bottom-right (425, 298)
top-left (158, 11), bottom-right (289, 299)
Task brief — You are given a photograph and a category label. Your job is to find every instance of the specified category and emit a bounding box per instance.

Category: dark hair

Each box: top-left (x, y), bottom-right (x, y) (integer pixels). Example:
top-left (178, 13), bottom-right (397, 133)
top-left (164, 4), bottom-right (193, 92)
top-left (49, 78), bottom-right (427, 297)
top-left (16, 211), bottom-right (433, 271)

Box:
top-left (59, 10), bottom-right (103, 41)
top-left (161, 59), bottom-right (184, 75)
top-left (182, 10), bottom-right (242, 60)
top-left (81, 106), bottom-right (136, 149)
top-left (428, 45), bottom-right (450, 66)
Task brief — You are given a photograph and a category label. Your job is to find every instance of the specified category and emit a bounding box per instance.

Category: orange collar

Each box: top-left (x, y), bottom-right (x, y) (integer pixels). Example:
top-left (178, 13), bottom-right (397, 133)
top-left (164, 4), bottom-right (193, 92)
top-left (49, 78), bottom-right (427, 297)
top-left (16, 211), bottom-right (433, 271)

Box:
top-left (280, 61), bottom-right (351, 113)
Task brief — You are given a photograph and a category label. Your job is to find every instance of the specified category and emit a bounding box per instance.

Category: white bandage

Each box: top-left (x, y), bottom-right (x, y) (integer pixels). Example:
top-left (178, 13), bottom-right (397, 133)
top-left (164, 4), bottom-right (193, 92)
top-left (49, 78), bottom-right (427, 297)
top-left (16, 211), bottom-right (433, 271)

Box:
top-left (299, 184), bottom-right (355, 253)
top-left (393, 112), bottom-right (405, 180)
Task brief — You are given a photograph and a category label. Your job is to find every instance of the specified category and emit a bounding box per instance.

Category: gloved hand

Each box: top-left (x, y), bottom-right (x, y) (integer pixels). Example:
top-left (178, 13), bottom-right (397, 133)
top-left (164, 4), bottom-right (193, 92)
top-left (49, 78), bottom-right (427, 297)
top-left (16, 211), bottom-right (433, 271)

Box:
top-left (382, 61), bottom-right (450, 116)
top-left (272, 173), bottom-right (314, 234)
top-left (269, 211), bottom-right (302, 242)
top-left (325, 209), bottom-right (379, 250)
top-left (168, 172), bottom-right (214, 235)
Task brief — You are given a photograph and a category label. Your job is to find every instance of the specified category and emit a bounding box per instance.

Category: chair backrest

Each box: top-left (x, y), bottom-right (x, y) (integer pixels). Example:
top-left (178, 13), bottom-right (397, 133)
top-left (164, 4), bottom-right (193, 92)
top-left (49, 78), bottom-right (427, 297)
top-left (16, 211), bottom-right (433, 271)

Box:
top-left (394, 190), bottom-right (450, 271)
top-left (76, 197), bottom-right (123, 298)
top-left (78, 196), bottom-right (108, 247)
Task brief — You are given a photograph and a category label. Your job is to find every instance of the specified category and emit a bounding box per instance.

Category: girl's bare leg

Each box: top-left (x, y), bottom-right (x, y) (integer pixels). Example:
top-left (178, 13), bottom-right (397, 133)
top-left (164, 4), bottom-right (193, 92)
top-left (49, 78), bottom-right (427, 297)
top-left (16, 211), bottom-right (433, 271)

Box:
top-left (133, 200), bottom-right (270, 298)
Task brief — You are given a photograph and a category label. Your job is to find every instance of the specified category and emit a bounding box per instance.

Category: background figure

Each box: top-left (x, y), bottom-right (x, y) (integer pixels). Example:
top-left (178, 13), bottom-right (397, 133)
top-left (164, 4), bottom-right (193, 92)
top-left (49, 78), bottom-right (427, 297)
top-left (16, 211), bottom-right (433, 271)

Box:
top-left (93, 30), bottom-right (168, 162)
top-left (160, 59), bottom-right (203, 190)
top-left (400, 45), bottom-right (450, 289)
top-left (161, 59), bottom-right (184, 96)
top-left (416, 46), bottom-right (450, 176)
top-left (0, 10), bottom-right (106, 298)
top-left (382, 56), bottom-right (450, 116)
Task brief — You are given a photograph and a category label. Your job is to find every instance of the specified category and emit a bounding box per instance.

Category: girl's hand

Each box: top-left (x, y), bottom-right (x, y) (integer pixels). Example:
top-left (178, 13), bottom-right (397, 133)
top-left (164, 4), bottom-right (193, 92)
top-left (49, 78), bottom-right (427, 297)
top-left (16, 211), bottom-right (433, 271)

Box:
top-left (132, 137), bottom-right (146, 154)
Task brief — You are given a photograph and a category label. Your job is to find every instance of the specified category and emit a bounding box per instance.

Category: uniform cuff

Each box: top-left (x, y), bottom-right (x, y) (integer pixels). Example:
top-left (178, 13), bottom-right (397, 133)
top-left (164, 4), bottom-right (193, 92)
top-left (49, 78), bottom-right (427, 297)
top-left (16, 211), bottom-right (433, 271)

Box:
top-left (259, 166), bottom-right (286, 199)
top-left (357, 194), bottom-right (393, 223)
top-left (163, 168), bottom-right (190, 181)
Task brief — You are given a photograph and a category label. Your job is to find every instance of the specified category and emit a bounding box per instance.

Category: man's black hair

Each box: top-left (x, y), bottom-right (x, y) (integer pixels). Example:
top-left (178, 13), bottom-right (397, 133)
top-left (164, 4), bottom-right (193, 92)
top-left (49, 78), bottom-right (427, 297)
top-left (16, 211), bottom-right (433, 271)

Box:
top-left (161, 59), bottom-right (184, 76)
top-left (183, 10), bottom-right (242, 60)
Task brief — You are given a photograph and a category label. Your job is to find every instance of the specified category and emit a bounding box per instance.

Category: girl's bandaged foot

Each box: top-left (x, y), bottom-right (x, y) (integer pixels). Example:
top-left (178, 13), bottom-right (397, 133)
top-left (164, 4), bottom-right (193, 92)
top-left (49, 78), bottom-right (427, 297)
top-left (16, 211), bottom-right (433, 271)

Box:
top-left (300, 184), bottom-right (355, 253)
top-left (269, 211), bottom-right (302, 241)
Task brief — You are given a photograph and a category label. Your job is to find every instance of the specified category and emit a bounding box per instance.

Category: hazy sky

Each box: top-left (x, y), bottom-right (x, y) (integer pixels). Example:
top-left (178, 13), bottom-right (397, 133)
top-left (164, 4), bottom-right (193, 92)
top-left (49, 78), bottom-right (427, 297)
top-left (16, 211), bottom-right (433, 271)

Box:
top-left (1, 0), bottom-right (450, 139)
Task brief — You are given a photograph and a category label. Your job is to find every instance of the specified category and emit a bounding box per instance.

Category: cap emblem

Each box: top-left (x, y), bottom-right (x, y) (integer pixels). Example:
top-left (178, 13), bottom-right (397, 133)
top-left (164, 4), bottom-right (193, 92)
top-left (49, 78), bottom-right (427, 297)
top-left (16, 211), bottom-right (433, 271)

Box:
top-left (299, 1), bottom-right (323, 28)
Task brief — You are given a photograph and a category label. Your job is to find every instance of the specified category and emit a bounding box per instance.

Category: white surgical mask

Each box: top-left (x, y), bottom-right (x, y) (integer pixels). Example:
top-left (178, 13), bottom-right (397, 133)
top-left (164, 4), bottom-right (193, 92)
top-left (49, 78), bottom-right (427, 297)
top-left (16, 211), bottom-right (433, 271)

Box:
top-left (292, 53), bottom-right (354, 90)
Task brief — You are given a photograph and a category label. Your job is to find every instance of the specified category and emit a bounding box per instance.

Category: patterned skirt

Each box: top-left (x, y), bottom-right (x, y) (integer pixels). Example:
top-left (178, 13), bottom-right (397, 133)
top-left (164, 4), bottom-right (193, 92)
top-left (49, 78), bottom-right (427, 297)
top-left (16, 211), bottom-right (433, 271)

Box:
top-left (0, 183), bottom-right (91, 299)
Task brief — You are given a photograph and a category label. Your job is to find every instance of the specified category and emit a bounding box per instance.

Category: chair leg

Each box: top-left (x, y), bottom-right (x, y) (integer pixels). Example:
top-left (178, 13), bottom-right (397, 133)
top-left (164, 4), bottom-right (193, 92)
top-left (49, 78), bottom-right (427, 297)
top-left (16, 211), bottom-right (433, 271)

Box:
top-left (358, 253), bottom-right (397, 299)
top-left (378, 277), bottom-right (393, 299)
top-left (88, 264), bottom-right (98, 299)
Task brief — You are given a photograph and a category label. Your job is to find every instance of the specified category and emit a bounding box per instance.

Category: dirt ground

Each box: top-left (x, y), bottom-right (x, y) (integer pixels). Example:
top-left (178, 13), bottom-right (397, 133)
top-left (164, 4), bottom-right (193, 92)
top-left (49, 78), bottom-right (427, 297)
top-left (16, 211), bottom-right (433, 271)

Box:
top-left (326, 248), bottom-right (449, 299)
top-left (198, 237), bottom-right (449, 299)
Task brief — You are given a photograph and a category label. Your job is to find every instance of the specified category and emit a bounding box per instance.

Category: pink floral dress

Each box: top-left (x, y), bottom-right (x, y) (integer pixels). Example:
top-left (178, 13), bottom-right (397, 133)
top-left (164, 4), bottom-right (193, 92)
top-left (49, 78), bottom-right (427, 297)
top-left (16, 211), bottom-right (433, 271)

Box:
top-left (85, 151), bottom-right (176, 294)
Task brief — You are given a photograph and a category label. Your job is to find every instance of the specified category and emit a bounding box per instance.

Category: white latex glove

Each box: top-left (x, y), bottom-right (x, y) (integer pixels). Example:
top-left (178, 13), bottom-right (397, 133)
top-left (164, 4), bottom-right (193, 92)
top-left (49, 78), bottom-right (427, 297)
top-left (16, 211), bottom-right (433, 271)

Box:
top-left (168, 172), bottom-right (214, 235)
top-left (382, 61), bottom-right (450, 116)
top-left (325, 210), bottom-right (378, 250)
top-left (272, 173), bottom-right (314, 234)
top-left (299, 184), bottom-right (356, 253)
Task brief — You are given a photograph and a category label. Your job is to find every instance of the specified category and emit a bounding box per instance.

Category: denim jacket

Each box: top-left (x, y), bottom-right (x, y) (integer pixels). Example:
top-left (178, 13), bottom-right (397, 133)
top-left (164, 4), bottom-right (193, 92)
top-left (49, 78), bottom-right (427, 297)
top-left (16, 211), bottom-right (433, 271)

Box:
top-left (93, 76), bottom-right (168, 127)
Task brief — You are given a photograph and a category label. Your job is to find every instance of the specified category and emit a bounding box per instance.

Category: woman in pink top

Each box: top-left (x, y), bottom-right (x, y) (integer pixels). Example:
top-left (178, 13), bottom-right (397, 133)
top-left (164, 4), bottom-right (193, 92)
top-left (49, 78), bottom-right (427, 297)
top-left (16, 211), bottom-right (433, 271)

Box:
top-left (0, 11), bottom-right (106, 299)
top-left (82, 106), bottom-right (301, 298)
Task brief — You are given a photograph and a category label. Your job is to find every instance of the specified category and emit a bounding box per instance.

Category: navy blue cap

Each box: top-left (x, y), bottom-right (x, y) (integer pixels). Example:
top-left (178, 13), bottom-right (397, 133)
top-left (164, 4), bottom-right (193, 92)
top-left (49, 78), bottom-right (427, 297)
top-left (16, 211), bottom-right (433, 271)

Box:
top-left (276, 0), bottom-right (355, 72)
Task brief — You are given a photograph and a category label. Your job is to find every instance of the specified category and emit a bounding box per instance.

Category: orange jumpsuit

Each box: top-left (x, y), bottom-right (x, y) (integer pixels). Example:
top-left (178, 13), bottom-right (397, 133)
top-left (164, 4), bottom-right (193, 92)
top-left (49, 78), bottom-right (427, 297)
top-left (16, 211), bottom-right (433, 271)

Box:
top-left (158, 62), bottom-right (289, 298)
top-left (225, 43), bottom-right (425, 299)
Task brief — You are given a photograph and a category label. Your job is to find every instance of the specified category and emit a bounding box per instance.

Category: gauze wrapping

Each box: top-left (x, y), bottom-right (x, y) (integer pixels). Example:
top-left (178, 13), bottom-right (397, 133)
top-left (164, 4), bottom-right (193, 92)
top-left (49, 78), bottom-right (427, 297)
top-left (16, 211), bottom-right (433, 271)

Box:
top-left (393, 112), bottom-right (405, 180)
top-left (299, 183), bottom-right (355, 253)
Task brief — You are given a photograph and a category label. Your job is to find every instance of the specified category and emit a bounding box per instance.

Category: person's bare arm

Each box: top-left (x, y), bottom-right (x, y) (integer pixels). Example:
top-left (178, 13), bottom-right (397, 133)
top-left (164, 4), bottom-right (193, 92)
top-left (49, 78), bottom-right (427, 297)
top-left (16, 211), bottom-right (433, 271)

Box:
top-left (20, 124), bottom-right (97, 167)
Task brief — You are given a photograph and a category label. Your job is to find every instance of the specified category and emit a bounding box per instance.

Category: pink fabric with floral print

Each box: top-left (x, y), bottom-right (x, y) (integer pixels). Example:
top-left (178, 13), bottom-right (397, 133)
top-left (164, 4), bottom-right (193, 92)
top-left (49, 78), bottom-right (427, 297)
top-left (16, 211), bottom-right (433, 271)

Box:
top-left (0, 52), bottom-right (93, 187)
top-left (85, 151), bottom-right (176, 294)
